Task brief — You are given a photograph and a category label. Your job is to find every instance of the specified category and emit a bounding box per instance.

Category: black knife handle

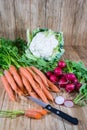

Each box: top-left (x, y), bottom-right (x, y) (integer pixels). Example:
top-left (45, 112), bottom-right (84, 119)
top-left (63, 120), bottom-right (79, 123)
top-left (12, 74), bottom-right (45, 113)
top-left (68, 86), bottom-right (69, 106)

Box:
top-left (45, 105), bottom-right (78, 125)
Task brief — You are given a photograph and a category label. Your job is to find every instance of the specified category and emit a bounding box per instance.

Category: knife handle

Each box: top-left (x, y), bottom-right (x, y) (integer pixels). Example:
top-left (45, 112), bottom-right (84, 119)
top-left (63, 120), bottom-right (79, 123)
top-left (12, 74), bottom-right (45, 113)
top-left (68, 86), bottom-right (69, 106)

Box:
top-left (45, 105), bottom-right (78, 125)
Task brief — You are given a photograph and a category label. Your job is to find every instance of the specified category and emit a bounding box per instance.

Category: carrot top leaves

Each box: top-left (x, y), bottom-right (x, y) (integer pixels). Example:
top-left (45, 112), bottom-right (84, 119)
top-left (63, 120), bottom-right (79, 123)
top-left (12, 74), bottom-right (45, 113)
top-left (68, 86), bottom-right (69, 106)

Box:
top-left (0, 38), bottom-right (26, 69)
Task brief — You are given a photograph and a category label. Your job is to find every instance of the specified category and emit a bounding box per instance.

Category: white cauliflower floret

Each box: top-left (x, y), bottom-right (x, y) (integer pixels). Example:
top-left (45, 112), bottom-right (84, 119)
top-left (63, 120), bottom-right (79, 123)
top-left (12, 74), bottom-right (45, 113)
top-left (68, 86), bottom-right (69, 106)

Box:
top-left (29, 32), bottom-right (58, 60)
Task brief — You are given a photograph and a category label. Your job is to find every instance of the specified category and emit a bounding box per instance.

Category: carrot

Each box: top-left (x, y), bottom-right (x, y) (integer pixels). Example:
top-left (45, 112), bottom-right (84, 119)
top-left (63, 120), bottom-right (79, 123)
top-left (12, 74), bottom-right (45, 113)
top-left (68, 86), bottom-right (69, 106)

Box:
top-left (19, 67), bottom-right (49, 103)
top-left (30, 66), bottom-right (48, 86)
top-left (27, 67), bottom-right (53, 101)
top-left (4, 70), bottom-right (23, 96)
top-left (9, 65), bottom-right (24, 91)
top-left (19, 71), bottom-right (39, 98)
top-left (37, 109), bottom-right (48, 116)
top-left (0, 109), bottom-right (42, 119)
top-left (24, 110), bottom-right (42, 119)
top-left (29, 91), bottom-right (40, 99)
top-left (19, 72), bottom-right (32, 93)
top-left (28, 109), bottom-right (48, 116)
top-left (1, 75), bottom-right (16, 101)
top-left (47, 79), bottom-right (60, 92)
top-left (35, 83), bottom-right (49, 103)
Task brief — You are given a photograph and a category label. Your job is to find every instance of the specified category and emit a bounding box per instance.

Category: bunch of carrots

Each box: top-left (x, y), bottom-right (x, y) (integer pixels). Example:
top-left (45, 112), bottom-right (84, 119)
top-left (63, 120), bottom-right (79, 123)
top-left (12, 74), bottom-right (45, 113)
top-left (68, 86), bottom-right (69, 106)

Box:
top-left (1, 65), bottom-right (60, 103)
top-left (0, 65), bottom-right (60, 119)
top-left (0, 38), bottom-right (60, 119)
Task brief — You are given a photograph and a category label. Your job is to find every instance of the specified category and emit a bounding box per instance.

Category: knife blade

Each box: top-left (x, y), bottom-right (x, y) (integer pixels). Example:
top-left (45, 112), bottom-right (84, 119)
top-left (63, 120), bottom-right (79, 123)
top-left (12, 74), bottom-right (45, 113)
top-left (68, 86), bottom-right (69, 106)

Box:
top-left (26, 96), bottom-right (78, 125)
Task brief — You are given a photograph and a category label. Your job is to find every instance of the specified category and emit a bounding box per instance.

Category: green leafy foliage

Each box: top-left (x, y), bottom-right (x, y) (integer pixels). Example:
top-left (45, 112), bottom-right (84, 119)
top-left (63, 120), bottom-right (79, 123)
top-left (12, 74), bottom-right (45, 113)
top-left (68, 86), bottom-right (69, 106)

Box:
top-left (0, 37), bottom-right (26, 70)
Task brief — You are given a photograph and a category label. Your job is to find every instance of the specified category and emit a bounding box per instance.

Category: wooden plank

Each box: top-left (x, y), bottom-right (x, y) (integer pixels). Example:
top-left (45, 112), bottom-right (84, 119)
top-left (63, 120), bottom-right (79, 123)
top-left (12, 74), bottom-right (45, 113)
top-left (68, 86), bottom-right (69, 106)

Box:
top-left (0, 0), bottom-right (87, 46)
top-left (62, 46), bottom-right (80, 61)
top-left (72, 46), bottom-right (87, 67)
top-left (45, 0), bottom-right (62, 31)
top-left (0, 0), bottom-right (15, 39)
top-left (30, 0), bottom-right (46, 30)
top-left (45, 0), bottom-right (87, 46)
top-left (60, 0), bottom-right (87, 46)
top-left (14, 0), bottom-right (31, 39)
top-left (0, 79), bottom-right (5, 109)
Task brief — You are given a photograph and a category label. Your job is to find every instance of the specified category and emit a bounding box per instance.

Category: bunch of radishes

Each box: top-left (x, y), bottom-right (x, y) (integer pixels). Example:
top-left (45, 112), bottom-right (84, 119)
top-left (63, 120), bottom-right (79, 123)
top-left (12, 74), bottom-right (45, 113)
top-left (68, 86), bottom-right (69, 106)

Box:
top-left (46, 61), bottom-right (82, 93)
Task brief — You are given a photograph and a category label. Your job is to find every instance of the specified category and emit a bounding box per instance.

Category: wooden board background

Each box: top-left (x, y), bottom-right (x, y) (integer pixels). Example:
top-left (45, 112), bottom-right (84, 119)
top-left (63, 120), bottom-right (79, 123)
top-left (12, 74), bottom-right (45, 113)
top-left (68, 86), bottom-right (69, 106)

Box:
top-left (0, 0), bottom-right (87, 130)
top-left (0, 0), bottom-right (87, 46)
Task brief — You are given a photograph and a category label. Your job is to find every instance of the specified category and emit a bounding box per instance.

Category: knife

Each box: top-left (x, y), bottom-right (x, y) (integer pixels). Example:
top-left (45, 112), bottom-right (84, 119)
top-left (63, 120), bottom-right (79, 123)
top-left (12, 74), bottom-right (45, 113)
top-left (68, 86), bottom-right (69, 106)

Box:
top-left (26, 96), bottom-right (78, 125)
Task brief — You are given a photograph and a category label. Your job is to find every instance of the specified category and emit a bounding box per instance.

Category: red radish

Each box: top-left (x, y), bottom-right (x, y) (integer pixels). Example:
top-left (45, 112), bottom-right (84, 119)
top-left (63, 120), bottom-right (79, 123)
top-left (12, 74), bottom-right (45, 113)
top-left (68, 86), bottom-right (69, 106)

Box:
top-left (60, 73), bottom-right (67, 80)
top-left (75, 83), bottom-right (82, 91)
top-left (50, 75), bottom-right (58, 83)
top-left (73, 78), bottom-right (78, 84)
top-left (64, 100), bottom-right (74, 107)
top-left (58, 61), bottom-right (66, 68)
top-left (54, 67), bottom-right (62, 76)
top-left (65, 83), bottom-right (75, 92)
top-left (55, 96), bottom-right (64, 105)
top-left (58, 79), bottom-right (67, 88)
top-left (65, 73), bottom-right (76, 81)
top-left (46, 71), bottom-right (53, 78)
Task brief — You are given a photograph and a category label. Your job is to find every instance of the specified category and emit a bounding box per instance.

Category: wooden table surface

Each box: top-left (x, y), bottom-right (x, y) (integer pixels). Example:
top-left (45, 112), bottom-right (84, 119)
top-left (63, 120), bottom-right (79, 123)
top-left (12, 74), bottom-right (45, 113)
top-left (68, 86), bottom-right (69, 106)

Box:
top-left (0, 45), bottom-right (87, 130)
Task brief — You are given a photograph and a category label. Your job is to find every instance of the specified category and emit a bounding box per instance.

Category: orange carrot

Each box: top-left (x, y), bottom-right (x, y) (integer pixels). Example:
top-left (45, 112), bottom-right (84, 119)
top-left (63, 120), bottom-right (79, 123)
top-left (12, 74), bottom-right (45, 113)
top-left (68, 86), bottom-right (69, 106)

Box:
top-left (35, 83), bottom-right (49, 103)
top-left (47, 79), bottom-right (60, 92)
top-left (30, 66), bottom-right (48, 86)
top-left (4, 70), bottom-right (23, 96)
top-left (29, 91), bottom-right (39, 99)
top-left (19, 67), bottom-right (49, 103)
top-left (19, 71), bottom-right (39, 98)
top-left (1, 75), bottom-right (16, 101)
top-left (24, 110), bottom-right (42, 119)
top-left (9, 65), bottom-right (24, 91)
top-left (19, 72), bottom-right (32, 93)
top-left (27, 67), bottom-right (53, 101)
top-left (28, 109), bottom-right (48, 116)
top-left (37, 109), bottom-right (48, 116)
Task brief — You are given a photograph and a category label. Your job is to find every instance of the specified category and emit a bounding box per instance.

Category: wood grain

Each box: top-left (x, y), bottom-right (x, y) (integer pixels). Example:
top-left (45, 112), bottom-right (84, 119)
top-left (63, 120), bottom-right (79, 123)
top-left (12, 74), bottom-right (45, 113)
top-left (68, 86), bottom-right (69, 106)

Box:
top-left (30, 0), bottom-right (46, 30)
top-left (0, 0), bottom-right (15, 39)
top-left (14, 0), bottom-right (31, 39)
top-left (0, 0), bottom-right (87, 45)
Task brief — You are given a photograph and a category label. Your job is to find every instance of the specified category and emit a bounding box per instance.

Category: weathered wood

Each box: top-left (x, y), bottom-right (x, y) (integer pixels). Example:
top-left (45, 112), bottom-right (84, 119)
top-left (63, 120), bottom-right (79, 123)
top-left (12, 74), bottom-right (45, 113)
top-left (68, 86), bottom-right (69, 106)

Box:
top-left (72, 46), bottom-right (87, 67)
top-left (0, 0), bottom-right (87, 45)
top-left (30, 0), bottom-right (46, 30)
top-left (0, 79), bottom-right (5, 109)
top-left (60, 0), bottom-right (87, 46)
top-left (14, 0), bottom-right (31, 39)
top-left (0, 0), bottom-right (15, 39)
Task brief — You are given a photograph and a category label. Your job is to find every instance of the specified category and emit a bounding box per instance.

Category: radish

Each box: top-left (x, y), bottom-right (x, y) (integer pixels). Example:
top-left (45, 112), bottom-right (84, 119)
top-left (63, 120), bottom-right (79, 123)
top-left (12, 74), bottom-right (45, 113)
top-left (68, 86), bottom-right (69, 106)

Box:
top-left (65, 73), bottom-right (76, 81)
top-left (65, 83), bottom-right (75, 92)
top-left (73, 78), bottom-right (78, 84)
top-left (60, 73), bottom-right (67, 79)
top-left (54, 67), bottom-right (62, 76)
top-left (58, 78), bottom-right (68, 88)
top-left (55, 96), bottom-right (65, 105)
top-left (46, 71), bottom-right (53, 78)
top-left (75, 82), bottom-right (82, 91)
top-left (64, 100), bottom-right (74, 107)
top-left (58, 61), bottom-right (66, 68)
top-left (50, 74), bottom-right (58, 83)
